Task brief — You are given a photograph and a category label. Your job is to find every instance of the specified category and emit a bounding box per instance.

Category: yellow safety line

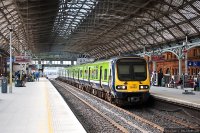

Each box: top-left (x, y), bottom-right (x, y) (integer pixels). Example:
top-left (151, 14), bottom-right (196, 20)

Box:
top-left (44, 82), bottom-right (54, 133)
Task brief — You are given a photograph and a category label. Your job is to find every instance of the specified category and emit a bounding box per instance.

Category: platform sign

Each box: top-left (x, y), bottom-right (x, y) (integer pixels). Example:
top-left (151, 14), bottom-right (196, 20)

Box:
top-left (6, 57), bottom-right (15, 62)
top-left (188, 61), bottom-right (193, 66)
top-left (194, 61), bottom-right (200, 67)
top-left (15, 56), bottom-right (31, 63)
top-left (188, 61), bottom-right (200, 67)
top-left (77, 58), bottom-right (95, 65)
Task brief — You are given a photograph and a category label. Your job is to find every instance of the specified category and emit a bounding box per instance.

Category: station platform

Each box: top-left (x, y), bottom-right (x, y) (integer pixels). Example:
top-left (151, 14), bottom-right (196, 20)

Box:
top-left (150, 86), bottom-right (200, 109)
top-left (0, 78), bottom-right (86, 133)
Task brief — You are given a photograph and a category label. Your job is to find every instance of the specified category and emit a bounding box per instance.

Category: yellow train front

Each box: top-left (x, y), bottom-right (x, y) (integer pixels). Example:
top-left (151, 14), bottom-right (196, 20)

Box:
top-left (111, 57), bottom-right (150, 105)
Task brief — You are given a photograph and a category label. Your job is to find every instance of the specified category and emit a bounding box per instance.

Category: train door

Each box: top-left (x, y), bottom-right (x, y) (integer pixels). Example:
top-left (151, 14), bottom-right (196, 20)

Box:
top-left (67, 70), bottom-right (69, 79)
top-left (108, 69), bottom-right (112, 88)
top-left (88, 67), bottom-right (91, 83)
top-left (78, 69), bottom-right (80, 81)
top-left (73, 69), bottom-right (74, 80)
top-left (65, 70), bottom-right (66, 80)
top-left (100, 66), bottom-right (102, 87)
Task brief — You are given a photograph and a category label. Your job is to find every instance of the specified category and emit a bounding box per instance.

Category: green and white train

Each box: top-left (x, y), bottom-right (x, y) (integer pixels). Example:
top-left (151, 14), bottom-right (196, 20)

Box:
top-left (59, 56), bottom-right (150, 105)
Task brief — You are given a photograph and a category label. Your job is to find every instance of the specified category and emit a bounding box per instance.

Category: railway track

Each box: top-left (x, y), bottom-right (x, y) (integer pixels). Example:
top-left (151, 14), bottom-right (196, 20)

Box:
top-left (52, 79), bottom-right (200, 133)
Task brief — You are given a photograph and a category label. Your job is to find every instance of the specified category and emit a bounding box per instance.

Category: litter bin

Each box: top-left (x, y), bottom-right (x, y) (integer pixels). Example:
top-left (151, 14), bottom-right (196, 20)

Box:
top-left (15, 80), bottom-right (22, 87)
top-left (1, 77), bottom-right (7, 93)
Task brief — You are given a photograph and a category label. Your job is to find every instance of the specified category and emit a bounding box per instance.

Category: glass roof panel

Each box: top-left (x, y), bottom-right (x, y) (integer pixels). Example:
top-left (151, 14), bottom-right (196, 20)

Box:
top-left (179, 23), bottom-right (197, 35)
top-left (192, 1), bottom-right (200, 11)
top-left (191, 18), bottom-right (200, 31)
top-left (179, 5), bottom-right (197, 19)
top-left (53, 0), bottom-right (97, 37)
top-left (161, 16), bottom-right (174, 27)
top-left (169, 12), bottom-right (185, 23)
top-left (169, 27), bottom-right (184, 37)
top-left (162, 30), bottom-right (174, 40)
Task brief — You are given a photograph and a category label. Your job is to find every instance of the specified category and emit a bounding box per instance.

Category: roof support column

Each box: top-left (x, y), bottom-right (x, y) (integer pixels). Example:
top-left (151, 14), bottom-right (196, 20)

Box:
top-left (184, 36), bottom-right (188, 76)
top-left (178, 48), bottom-right (182, 79)
top-left (185, 51), bottom-right (188, 76)
top-left (153, 61), bottom-right (157, 73)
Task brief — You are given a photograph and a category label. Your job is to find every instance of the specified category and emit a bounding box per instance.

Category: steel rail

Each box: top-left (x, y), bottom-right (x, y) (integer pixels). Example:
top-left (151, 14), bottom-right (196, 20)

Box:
top-left (54, 80), bottom-right (129, 133)
top-left (54, 79), bottom-right (164, 132)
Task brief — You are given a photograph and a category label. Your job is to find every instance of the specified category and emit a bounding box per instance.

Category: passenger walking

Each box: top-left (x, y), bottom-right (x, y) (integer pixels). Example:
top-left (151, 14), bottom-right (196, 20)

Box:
top-left (35, 71), bottom-right (40, 82)
top-left (178, 78), bottom-right (183, 85)
top-left (21, 73), bottom-right (26, 87)
top-left (194, 76), bottom-right (199, 91)
top-left (175, 78), bottom-right (183, 89)
top-left (158, 70), bottom-right (163, 86)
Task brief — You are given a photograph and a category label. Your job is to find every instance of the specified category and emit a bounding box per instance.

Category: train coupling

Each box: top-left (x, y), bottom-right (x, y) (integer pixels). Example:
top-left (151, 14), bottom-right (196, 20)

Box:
top-left (128, 97), bottom-right (140, 102)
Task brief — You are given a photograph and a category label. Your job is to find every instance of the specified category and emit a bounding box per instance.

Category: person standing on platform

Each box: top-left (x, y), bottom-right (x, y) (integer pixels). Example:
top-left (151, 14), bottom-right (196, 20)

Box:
top-left (158, 70), bottom-right (163, 86)
top-left (194, 75), bottom-right (199, 91)
top-left (35, 71), bottom-right (40, 82)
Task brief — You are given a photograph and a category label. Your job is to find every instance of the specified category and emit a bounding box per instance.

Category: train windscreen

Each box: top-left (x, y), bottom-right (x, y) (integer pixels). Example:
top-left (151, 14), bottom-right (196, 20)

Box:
top-left (116, 58), bottom-right (147, 81)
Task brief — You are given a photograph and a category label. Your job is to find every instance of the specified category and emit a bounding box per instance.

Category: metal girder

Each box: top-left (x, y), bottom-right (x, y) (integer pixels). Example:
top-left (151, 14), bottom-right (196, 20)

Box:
top-left (1, 0), bottom-right (200, 60)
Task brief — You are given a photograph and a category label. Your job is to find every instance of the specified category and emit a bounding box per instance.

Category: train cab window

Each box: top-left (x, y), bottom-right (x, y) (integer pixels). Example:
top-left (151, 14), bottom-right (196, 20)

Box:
top-left (118, 65), bottom-right (132, 80)
top-left (117, 58), bottom-right (147, 81)
top-left (133, 65), bottom-right (146, 80)
top-left (104, 69), bottom-right (107, 80)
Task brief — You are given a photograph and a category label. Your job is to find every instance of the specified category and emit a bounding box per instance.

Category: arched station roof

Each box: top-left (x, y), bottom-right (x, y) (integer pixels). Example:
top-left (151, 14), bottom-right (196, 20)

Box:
top-left (0, 0), bottom-right (200, 60)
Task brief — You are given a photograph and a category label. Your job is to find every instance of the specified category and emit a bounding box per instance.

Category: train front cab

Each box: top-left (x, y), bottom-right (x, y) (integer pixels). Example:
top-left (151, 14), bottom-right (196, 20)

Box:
top-left (113, 57), bottom-right (150, 104)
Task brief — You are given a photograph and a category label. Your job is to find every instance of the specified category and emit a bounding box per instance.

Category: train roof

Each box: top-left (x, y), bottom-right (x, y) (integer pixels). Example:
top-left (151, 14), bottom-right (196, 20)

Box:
top-left (65, 55), bottom-right (143, 69)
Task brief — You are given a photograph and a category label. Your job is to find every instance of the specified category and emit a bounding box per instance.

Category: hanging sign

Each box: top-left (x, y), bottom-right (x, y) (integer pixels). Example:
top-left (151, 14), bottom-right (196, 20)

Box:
top-left (15, 56), bottom-right (31, 63)
top-left (6, 57), bottom-right (15, 62)
top-left (188, 61), bottom-right (200, 67)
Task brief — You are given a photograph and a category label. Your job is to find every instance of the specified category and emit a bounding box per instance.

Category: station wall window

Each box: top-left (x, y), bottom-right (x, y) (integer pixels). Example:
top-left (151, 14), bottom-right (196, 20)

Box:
top-left (43, 61), bottom-right (49, 64)
top-left (41, 61), bottom-right (47, 64)
top-left (74, 61), bottom-right (77, 65)
top-left (52, 61), bottom-right (60, 64)
top-left (63, 61), bottom-right (71, 65)
top-left (32, 60), bottom-right (38, 64)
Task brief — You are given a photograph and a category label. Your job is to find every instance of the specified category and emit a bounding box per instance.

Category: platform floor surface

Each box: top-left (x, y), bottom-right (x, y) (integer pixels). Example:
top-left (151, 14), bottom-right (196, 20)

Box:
top-left (150, 86), bottom-right (200, 108)
top-left (0, 78), bottom-right (86, 133)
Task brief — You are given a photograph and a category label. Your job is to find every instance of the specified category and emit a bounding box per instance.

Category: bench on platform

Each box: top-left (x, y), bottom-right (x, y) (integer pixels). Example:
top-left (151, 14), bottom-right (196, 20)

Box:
top-left (182, 88), bottom-right (195, 95)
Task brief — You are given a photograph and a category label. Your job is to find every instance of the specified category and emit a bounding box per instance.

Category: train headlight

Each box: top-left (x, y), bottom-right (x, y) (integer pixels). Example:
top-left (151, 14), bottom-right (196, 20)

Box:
top-left (139, 85), bottom-right (149, 89)
top-left (116, 85), bottom-right (127, 90)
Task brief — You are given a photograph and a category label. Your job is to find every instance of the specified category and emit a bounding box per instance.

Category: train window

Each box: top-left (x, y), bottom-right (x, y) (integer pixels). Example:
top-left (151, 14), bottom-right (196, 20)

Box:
top-left (84, 70), bottom-right (86, 78)
top-left (80, 70), bottom-right (82, 77)
top-left (95, 69), bottom-right (98, 79)
top-left (104, 69), bottom-right (107, 80)
top-left (91, 70), bottom-right (95, 79)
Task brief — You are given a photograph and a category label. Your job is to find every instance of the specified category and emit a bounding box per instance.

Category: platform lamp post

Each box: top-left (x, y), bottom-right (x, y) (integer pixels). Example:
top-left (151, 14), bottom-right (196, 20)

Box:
top-left (8, 25), bottom-right (13, 93)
